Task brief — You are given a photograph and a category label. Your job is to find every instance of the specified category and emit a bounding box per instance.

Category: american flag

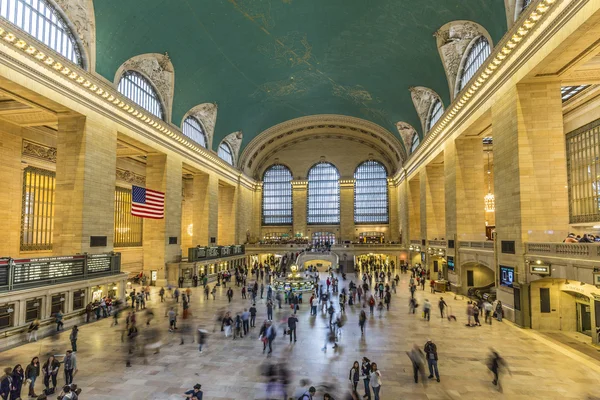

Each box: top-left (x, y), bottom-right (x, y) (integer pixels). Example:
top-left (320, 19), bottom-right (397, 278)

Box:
top-left (131, 185), bottom-right (165, 219)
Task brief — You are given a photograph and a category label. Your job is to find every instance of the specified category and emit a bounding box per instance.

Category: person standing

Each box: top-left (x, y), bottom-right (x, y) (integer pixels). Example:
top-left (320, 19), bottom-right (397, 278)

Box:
top-left (204, 285), bottom-right (209, 300)
top-left (287, 314), bottom-right (298, 343)
top-left (42, 356), bottom-right (60, 394)
top-left (197, 329), bottom-right (207, 353)
top-left (249, 304), bottom-right (257, 327)
top-left (63, 350), bottom-right (77, 386)
top-left (168, 308), bottom-right (177, 332)
top-left (361, 357), bottom-right (371, 400)
top-left (423, 299), bottom-right (431, 321)
top-left (495, 300), bottom-right (504, 322)
top-left (260, 283), bottom-right (265, 299)
top-left (159, 287), bottom-right (165, 302)
top-left (359, 310), bottom-right (367, 335)
top-left (424, 339), bottom-right (440, 382)
top-left (484, 300), bottom-right (493, 324)
top-left (0, 367), bottom-right (13, 400)
top-left (349, 361), bottom-right (360, 393)
top-left (70, 326), bottom-right (79, 352)
top-left (438, 297), bottom-right (447, 318)
top-left (227, 288), bottom-right (234, 303)
top-left (473, 304), bottom-right (482, 326)
top-left (369, 363), bottom-right (382, 400)
top-left (242, 309), bottom-right (250, 336)
top-left (267, 300), bottom-right (273, 321)
top-left (298, 386), bottom-right (316, 400)
top-left (9, 365), bottom-right (23, 400)
top-left (25, 357), bottom-right (40, 398)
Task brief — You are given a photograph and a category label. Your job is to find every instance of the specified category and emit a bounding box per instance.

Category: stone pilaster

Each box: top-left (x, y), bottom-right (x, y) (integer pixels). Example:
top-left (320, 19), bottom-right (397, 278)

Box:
top-left (53, 115), bottom-right (117, 255)
top-left (235, 183), bottom-right (254, 244)
top-left (388, 180), bottom-right (399, 242)
top-left (0, 122), bottom-right (23, 256)
top-left (292, 180), bottom-right (307, 237)
top-left (192, 173), bottom-right (218, 246)
top-left (420, 166), bottom-right (445, 240)
top-left (218, 183), bottom-right (237, 245)
top-left (398, 178), bottom-right (409, 245)
top-left (340, 179), bottom-right (355, 242)
top-left (408, 178), bottom-right (421, 241)
top-left (142, 153), bottom-right (182, 285)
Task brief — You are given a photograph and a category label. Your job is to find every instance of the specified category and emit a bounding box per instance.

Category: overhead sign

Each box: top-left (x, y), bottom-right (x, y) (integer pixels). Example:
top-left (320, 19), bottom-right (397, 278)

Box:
top-left (530, 264), bottom-right (550, 275)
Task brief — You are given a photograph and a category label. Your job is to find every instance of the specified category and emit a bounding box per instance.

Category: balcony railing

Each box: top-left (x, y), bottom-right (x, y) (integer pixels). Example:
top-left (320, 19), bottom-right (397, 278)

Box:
top-left (525, 242), bottom-right (600, 259)
top-left (429, 240), bottom-right (447, 247)
top-left (188, 245), bottom-right (245, 262)
top-left (459, 241), bottom-right (495, 250)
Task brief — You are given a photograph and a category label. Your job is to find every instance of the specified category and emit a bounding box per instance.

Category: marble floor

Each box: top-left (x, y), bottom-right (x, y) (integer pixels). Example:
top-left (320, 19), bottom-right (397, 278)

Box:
top-left (2, 272), bottom-right (600, 400)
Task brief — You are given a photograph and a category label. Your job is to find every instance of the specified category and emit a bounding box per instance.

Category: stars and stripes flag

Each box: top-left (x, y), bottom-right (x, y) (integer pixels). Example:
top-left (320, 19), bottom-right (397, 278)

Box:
top-left (131, 185), bottom-right (165, 219)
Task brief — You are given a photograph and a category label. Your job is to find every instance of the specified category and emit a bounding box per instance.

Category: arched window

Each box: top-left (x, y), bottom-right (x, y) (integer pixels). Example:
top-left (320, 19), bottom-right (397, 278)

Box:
top-left (456, 36), bottom-right (491, 93)
top-left (354, 161), bottom-right (388, 224)
top-left (218, 142), bottom-right (234, 165)
top-left (427, 99), bottom-right (444, 132)
top-left (307, 162), bottom-right (340, 224)
top-left (410, 133), bottom-right (420, 153)
top-left (521, 0), bottom-right (532, 12)
top-left (262, 164), bottom-right (293, 225)
top-left (182, 116), bottom-right (207, 148)
top-left (118, 71), bottom-right (164, 120)
top-left (0, 0), bottom-right (83, 66)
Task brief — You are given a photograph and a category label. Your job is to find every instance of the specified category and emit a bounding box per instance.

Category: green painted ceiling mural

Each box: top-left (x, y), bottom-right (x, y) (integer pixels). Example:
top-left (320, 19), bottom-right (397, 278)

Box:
top-left (94, 0), bottom-right (506, 151)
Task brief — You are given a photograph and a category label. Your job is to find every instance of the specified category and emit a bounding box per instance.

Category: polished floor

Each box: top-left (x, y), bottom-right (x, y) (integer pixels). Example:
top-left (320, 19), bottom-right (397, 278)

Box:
top-left (1, 272), bottom-right (599, 400)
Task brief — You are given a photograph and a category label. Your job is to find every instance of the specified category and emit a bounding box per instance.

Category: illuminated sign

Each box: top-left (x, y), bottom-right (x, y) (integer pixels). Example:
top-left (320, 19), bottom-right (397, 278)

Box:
top-left (529, 264), bottom-right (550, 275)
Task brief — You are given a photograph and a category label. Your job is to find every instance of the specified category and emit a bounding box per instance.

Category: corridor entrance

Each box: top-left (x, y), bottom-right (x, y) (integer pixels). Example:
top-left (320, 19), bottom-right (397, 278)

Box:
top-left (577, 302), bottom-right (592, 336)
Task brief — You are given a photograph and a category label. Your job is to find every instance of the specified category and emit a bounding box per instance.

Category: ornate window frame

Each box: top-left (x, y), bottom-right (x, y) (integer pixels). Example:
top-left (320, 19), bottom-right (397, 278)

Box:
top-left (218, 141), bottom-right (234, 165)
top-left (354, 160), bottom-right (389, 224)
top-left (307, 161), bottom-right (340, 225)
top-left (262, 164), bottom-right (293, 226)
top-left (426, 99), bottom-right (444, 132)
top-left (455, 35), bottom-right (492, 96)
top-left (182, 116), bottom-right (208, 148)
top-left (117, 70), bottom-right (165, 121)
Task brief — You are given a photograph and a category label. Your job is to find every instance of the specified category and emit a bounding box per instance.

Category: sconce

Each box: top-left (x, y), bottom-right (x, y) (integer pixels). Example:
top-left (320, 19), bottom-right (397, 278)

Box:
top-left (59, 297), bottom-right (65, 302)
top-left (6, 307), bottom-right (13, 313)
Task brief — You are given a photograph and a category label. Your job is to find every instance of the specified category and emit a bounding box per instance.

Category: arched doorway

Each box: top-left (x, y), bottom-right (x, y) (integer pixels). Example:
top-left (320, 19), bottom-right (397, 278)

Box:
top-left (461, 262), bottom-right (495, 297)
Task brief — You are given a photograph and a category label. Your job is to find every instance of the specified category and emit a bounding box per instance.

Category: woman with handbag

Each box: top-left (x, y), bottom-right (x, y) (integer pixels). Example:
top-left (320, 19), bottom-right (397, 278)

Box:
top-left (42, 356), bottom-right (60, 394)
top-left (349, 361), bottom-right (360, 393)
top-left (25, 357), bottom-right (40, 398)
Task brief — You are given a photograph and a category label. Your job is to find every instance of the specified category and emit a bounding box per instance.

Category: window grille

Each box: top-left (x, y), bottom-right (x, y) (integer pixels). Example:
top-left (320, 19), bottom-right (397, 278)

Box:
top-left (21, 166), bottom-right (55, 251)
top-left (262, 164), bottom-right (293, 225)
top-left (182, 116), bottom-right (207, 148)
top-left (25, 299), bottom-right (40, 322)
top-left (114, 186), bottom-right (143, 247)
top-left (354, 161), bottom-right (389, 224)
top-left (427, 99), bottom-right (444, 132)
top-left (0, 304), bottom-right (14, 329)
top-left (117, 70), bottom-right (164, 120)
top-left (410, 133), bottom-right (420, 154)
top-left (561, 85), bottom-right (590, 102)
top-left (50, 293), bottom-right (64, 315)
top-left (307, 162), bottom-right (340, 224)
top-left (312, 231), bottom-right (336, 246)
top-left (0, 0), bottom-right (83, 66)
top-left (566, 119), bottom-right (600, 223)
top-left (218, 142), bottom-right (234, 165)
top-left (456, 36), bottom-right (491, 93)
top-left (72, 289), bottom-right (85, 310)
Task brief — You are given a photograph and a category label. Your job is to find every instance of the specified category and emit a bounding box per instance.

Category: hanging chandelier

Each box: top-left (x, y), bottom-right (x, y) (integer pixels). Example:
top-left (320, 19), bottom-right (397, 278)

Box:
top-left (484, 150), bottom-right (495, 212)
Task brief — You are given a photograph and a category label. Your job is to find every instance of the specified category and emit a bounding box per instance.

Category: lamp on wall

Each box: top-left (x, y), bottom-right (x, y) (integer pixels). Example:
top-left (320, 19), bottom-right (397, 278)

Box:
top-left (484, 150), bottom-right (495, 212)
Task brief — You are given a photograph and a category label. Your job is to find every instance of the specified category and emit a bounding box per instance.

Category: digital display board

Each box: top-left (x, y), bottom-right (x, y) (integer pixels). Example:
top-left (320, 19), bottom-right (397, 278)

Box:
top-left (87, 254), bottom-right (112, 273)
top-left (446, 256), bottom-right (455, 271)
top-left (12, 255), bottom-right (85, 284)
top-left (500, 265), bottom-right (515, 288)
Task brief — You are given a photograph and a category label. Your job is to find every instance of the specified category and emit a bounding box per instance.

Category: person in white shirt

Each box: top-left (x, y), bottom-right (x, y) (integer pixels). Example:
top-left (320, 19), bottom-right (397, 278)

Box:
top-left (369, 362), bottom-right (382, 400)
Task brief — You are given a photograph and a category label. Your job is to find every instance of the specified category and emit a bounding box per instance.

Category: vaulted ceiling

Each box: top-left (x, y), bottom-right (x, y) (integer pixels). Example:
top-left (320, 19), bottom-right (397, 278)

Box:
top-left (93, 0), bottom-right (506, 152)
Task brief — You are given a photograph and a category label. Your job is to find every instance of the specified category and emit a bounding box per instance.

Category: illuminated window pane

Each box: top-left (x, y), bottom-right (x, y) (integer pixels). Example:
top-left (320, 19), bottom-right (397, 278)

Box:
top-left (312, 231), bottom-right (336, 246)
top-left (561, 85), bottom-right (590, 102)
top-left (262, 164), bottom-right (293, 225)
top-left (427, 99), bottom-right (444, 132)
top-left (118, 70), bottom-right (164, 120)
top-left (307, 162), bottom-right (340, 224)
top-left (0, 0), bottom-right (83, 66)
top-left (354, 161), bottom-right (388, 224)
top-left (411, 133), bottom-right (420, 154)
top-left (114, 187), bottom-right (143, 247)
top-left (182, 116), bottom-right (207, 148)
top-left (457, 36), bottom-right (491, 93)
top-left (21, 166), bottom-right (55, 251)
top-left (218, 142), bottom-right (234, 165)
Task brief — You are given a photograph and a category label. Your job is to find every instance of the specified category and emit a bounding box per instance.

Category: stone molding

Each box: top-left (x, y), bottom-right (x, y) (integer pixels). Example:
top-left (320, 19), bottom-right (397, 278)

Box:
top-left (409, 86), bottom-right (443, 134)
top-left (114, 53), bottom-right (175, 123)
top-left (434, 21), bottom-right (492, 99)
top-left (395, 122), bottom-right (418, 156)
top-left (52, 0), bottom-right (95, 70)
top-left (116, 168), bottom-right (145, 186)
top-left (22, 140), bottom-right (56, 163)
top-left (182, 103), bottom-right (217, 149)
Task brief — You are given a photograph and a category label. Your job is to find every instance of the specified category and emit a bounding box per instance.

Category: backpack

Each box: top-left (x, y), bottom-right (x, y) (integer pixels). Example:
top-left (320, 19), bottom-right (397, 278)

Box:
top-left (298, 393), bottom-right (310, 400)
top-left (369, 298), bottom-right (375, 306)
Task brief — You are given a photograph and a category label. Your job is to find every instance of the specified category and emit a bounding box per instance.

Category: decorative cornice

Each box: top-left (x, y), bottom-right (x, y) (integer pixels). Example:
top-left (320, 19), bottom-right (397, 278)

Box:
top-left (409, 86), bottom-right (442, 134)
top-left (183, 103), bottom-right (217, 149)
top-left (116, 168), bottom-right (145, 186)
top-left (22, 140), bottom-right (56, 163)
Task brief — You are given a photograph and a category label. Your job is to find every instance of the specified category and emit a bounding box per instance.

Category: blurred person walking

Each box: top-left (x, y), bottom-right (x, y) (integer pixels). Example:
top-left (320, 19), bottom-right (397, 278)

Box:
top-left (487, 349), bottom-right (511, 392)
top-left (407, 344), bottom-right (426, 384)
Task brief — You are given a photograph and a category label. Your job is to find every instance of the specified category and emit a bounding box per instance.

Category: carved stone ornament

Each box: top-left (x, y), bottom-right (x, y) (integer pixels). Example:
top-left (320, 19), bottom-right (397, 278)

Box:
top-left (395, 122), bottom-right (417, 155)
top-left (22, 140), bottom-right (56, 163)
top-left (53, 0), bottom-right (95, 68)
top-left (116, 168), bottom-right (145, 186)
top-left (116, 53), bottom-right (175, 122)
top-left (184, 103), bottom-right (218, 148)
top-left (223, 131), bottom-right (243, 166)
top-left (409, 86), bottom-right (442, 133)
top-left (434, 21), bottom-right (491, 99)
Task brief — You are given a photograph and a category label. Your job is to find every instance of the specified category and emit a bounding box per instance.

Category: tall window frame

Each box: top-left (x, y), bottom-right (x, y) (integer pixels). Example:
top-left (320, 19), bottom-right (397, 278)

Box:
top-left (0, 0), bottom-right (84, 67)
top-left (21, 166), bottom-right (55, 251)
top-left (218, 142), bottom-right (234, 165)
top-left (117, 70), bottom-right (165, 120)
top-left (354, 160), bottom-right (389, 224)
top-left (307, 162), bottom-right (340, 225)
top-left (262, 164), bottom-right (293, 226)
top-left (427, 99), bottom-right (444, 132)
top-left (561, 85), bottom-right (591, 103)
top-left (410, 133), bottom-right (420, 154)
top-left (456, 36), bottom-right (491, 94)
top-left (182, 116), bottom-right (208, 148)
top-left (114, 186), bottom-right (143, 247)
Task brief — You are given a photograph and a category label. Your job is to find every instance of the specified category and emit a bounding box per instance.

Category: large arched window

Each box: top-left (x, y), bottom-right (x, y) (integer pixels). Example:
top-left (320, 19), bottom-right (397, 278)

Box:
top-left (307, 162), bottom-right (340, 224)
top-left (218, 142), bottom-right (234, 165)
top-left (118, 71), bottom-right (164, 120)
top-left (410, 133), bottom-right (420, 154)
top-left (182, 116), bottom-right (207, 148)
top-left (0, 0), bottom-right (83, 66)
top-left (262, 164), bottom-right (293, 225)
top-left (456, 36), bottom-right (491, 93)
top-left (354, 161), bottom-right (388, 224)
top-left (427, 99), bottom-right (444, 132)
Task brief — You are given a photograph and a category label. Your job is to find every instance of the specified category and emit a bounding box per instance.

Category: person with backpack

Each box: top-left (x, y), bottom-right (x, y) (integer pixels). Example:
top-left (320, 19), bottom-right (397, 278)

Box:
top-left (184, 383), bottom-right (203, 399)
top-left (287, 314), bottom-right (298, 343)
top-left (0, 367), bottom-right (12, 400)
top-left (266, 322), bottom-right (276, 355)
top-left (368, 295), bottom-right (375, 315)
top-left (298, 386), bottom-right (316, 399)
top-left (42, 355), bottom-right (60, 394)
top-left (359, 310), bottom-right (367, 335)
top-left (349, 360), bottom-right (360, 393)
top-left (424, 339), bottom-right (440, 382)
